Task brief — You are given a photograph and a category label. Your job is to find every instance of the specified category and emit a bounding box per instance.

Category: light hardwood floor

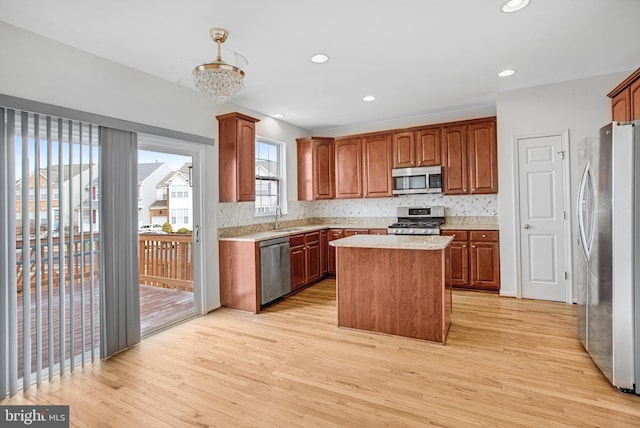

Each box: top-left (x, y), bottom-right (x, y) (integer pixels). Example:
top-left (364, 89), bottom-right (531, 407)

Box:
top-left (3, 278), bottom-right (640, 427)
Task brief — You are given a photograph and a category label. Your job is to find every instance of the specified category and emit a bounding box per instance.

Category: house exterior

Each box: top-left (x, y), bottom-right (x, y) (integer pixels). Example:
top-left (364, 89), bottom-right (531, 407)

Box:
top-left (154, 163), bottom-right (193, 231)
top-left (15, 164), bottom-right (96, 236)
top-left (137, 162), bottom-right (172, 227)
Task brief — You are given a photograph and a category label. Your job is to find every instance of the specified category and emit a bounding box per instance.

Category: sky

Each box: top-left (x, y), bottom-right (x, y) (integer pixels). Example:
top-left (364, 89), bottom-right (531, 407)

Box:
top-left (137, 150), bottom-right (191, 171)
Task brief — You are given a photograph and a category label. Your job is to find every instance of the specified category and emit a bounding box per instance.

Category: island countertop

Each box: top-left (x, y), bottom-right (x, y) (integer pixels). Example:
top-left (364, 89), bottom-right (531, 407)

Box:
top-left (329, 234), bottom-right (453, 250)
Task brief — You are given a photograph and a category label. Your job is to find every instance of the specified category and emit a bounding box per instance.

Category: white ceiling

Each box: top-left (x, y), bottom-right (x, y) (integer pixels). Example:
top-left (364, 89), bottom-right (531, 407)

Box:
top-left (1, 0), bottom-right (639, 132)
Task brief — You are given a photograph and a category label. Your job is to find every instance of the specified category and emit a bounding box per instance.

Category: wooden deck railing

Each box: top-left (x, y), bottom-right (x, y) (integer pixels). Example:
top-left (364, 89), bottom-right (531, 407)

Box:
top-left (138, 234), bottom-right (194, 292)
top-left (15, 233), bottom-right (100, 293)
top-left (15, 233), bottom-right (194, 293)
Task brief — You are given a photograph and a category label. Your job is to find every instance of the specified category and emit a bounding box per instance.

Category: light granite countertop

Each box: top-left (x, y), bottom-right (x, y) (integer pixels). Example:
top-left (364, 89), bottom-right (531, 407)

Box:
top-left (218, 217), bottom-right (499, 242)
top-left (329, 234), bottom-right (453, 251)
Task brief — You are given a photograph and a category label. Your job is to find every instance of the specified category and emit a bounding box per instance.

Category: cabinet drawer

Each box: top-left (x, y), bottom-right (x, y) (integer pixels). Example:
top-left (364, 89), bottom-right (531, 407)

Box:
top-left (368, 228), bottom-right (388, 235)
top-left (441, 230), bottom-right (468, 241)
top-left (469, 230), bottom-right (498, 242)
top-left (289, 234), bottom-right (305, 247)
top-left (305, 231), bottom-right (320, 244)
top-left (344, 228), bottom-right (369, 237)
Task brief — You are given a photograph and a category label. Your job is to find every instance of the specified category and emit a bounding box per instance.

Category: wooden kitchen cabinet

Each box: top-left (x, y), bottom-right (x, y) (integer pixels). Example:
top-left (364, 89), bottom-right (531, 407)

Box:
top-left (415, 126), bottom-right (442, 167)
top-left (441, 230), bottom-right (469, 286)
top-left (392, 131), bottom-right (415, 168)
top-left (344, 228), bottom-right (369, 237)
top-left (441, 229), bottom-right (499, 291)
top-left (392, 127), bottom-right (441, 168)
top-left (306, 232), bottom-right (321, 283)
top-left (289, 234), bottom-right (306, 291)
top-left (468, 120), bottom-right (498, 194)
top-left (296, 137), bottom-right (335, 200)
top-left (469, 231), bottom-right (500, 291)
top-left (442, 118), bottom-right (497, 195)
top-left (328, 228), bottom-right (345, 275)
top-left (335, 137), bottom-right (363, 198)
top-left (320, 230), bottom-right (329, 275)
top-left (362, 134), bottom-right (393, 197)
top-left (368, 228), bottom-right (388, 235)
top-left (219, 240), bottom-right (260, 313)
top-left (608, 68), bottom-right (640, 122)
top-left (290, 231), bottom-right (322, 291)
top-left (442, 125), bottom-right (468, 194)
top-left (217, 112), bottom-right (260, 202)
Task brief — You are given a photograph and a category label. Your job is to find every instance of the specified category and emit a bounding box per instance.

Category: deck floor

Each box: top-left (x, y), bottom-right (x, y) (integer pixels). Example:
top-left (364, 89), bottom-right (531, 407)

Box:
top-left (16, 283), bottom-right (194, 379)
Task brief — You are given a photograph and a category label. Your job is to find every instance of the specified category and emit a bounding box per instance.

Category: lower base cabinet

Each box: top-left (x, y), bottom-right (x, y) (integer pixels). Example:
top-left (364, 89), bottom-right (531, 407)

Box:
top-left (290, 231), bottom-right (321, 291)
top-left (328, 229), bottom-right (345, 275)
top-left (441, 229), bottom-right (500, 291)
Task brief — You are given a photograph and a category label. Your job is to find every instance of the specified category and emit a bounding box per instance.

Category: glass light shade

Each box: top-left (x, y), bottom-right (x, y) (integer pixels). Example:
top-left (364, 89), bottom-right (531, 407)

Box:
top-left (193, 63), bottom-right (245, 104)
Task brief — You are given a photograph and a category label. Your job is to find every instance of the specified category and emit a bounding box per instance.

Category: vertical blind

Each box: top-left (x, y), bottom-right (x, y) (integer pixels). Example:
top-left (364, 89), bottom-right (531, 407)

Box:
top-left (0, 108), bottom-right (100, 398)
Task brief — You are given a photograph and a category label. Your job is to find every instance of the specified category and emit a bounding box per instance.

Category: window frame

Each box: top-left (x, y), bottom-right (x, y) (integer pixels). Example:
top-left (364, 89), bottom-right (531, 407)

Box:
top-left (254, 137), bottom-right (286, 217)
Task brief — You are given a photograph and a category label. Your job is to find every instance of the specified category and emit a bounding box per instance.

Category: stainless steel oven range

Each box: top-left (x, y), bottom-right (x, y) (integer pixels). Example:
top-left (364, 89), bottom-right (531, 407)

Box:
top-left (387, 206), bottom-right (445, 235)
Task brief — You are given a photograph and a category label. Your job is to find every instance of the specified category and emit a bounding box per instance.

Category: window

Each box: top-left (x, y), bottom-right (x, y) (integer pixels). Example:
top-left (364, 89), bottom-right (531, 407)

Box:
top-left (170, 184), bottom-right (189, 199)
top-left (40, 187), bottom-right (48, 201)
top-left (170, 208), bottom-right (189, 225)
top-left (255, 139), bottom-right (284, 215)
top-left (158, 187), bottom-right (167, 200)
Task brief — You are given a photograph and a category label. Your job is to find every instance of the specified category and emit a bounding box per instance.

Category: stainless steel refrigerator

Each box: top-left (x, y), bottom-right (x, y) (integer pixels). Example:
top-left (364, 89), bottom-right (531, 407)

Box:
top-left (576, 121), bottom-right (639, 393)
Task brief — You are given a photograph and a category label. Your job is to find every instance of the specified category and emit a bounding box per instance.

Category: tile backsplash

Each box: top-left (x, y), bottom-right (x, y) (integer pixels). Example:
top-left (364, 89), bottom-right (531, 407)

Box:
top-left (217, 194), bottom-right (498, 228)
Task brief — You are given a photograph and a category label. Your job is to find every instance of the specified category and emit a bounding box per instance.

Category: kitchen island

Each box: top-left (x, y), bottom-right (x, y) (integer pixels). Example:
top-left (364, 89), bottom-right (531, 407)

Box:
top-left (330, 234), bottom-right (453, 343)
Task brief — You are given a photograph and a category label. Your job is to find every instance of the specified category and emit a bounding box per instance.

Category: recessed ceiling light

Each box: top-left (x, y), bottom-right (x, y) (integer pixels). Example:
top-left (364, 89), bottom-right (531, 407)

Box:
top-left (310, 54), bottom-right (329, 64)
top-left (501, 0), bottom-right (530, 13)
top-left (497, 69), bottom-right (516, 77)
top-left (362, 95), bottom-right (376, 102)
top-left (272, 113), bottom-right (285, 118)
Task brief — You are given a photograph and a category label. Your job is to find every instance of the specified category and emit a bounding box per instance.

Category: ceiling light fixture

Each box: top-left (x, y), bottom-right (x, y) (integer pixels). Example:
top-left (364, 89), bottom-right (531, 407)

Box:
top-left (193, 28), bottom-right (245, 104)
top-left (310, 54), bottom-right (329, 64)
top-left (501, 0), bottom-right (530, 13)
top-left (497, 69), bottom-right (516, 77)
top-left (272, 113), bottom-right (285, 118)
top-left (362, 95), bottom-right (376, 102)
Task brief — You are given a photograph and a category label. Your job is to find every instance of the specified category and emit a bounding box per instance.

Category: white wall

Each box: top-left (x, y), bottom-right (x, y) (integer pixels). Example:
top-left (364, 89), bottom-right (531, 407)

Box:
top-left (0, 22), bottom-right (311, 312)
top-left (496, 70), bottom-right (632, 297)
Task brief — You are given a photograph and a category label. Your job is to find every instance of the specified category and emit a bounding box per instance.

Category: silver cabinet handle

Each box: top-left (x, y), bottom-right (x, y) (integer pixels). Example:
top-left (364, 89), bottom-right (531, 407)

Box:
top-left (523, 224), bottom-right (531, 229)
top-left (195, 225), bottom-right (200, 243)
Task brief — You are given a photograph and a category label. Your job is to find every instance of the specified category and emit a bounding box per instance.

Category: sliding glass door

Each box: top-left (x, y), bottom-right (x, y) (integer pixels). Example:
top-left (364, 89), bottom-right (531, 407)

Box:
top-left (137, 136), bottom-right (203, 336)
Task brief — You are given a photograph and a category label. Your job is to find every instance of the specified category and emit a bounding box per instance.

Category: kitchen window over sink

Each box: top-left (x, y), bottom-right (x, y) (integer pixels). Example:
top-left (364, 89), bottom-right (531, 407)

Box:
top-left (255, 138), bottom-right (286, 216)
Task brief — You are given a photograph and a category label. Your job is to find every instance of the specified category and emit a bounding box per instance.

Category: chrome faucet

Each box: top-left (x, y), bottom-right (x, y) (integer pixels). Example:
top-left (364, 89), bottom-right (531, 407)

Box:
top-left (274, 205), bottom-right (282, 230)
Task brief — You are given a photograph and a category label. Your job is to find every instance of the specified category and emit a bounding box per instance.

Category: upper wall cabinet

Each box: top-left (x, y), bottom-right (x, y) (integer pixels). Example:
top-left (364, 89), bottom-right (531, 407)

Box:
top-left (442, 117), bottom-right (497, 195)
top-left (335, 137), bottom-right (363, 199)
top-left (362, 133), bottom-right (393, 197)
top-left (217, 112), bottom-right (260, 202)
top-left (392, 127), bottom-right (441, 168)
top-left (608, 68), bottom-right (640, 122)
top-left (297, 137), bottom-right (335, 200)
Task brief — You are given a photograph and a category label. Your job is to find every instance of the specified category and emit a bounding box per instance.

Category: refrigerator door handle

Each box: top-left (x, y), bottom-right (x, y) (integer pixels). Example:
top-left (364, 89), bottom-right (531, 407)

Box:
top-left (577, 162), bottom-right (595, 259)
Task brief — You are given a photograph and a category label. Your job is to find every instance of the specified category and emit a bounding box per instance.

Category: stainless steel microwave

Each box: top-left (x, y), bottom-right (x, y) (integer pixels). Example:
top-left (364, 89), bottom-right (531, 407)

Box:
top-left (392, 166), bottom-right (443, 195)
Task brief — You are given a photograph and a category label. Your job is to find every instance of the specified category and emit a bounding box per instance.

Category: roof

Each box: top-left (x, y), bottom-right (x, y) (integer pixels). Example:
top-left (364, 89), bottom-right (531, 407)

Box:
top-left (138, 162), bottom-right (167, 182)
top-left (16, 164), bottom-right (93, 186)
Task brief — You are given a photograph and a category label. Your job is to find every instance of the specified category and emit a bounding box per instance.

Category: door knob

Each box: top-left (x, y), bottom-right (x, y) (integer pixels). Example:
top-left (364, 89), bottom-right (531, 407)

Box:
top-left (523, 224), bottom-right (531, 229)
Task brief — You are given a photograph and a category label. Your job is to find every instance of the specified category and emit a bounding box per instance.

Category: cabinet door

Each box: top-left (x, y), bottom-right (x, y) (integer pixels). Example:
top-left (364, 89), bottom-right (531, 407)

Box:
top-left (306, 240), bottom-right (321, 283)
top-left (362, 134), bottom-right (393, 198)
top-left (328, 229), bottom-right (344, 275)
top-left (468, 120), bottom-right (498, 194)
top-left (290, 244), bottom-right (307, 291)
top-left (335, 137), bottom-right (363, 198)
top-left (237, 118), bottom-right (256, 202)
top-left (442, 125), bottom-right (468, 194)
top-left (470, 242), bottom-right (500, 290)
top-left (314, 140), bottom-right (335, 199)
top-left (415, 127), bottom-right (442, 167)
top-left (320, 230), bottom-right (328, 275)
top-left (392, 131), bottom-right (415, 168)
top-left (611, 88), bottom-right (631, 122)
top-left (441, 231), bottom-right (468, 286)
top-left (631, 78), bottom-right (640, 121)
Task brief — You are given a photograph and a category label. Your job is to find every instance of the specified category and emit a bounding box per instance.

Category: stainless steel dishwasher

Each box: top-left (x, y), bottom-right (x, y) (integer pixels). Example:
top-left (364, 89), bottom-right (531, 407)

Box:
top-left (259, 237), bottom-right (292, 307)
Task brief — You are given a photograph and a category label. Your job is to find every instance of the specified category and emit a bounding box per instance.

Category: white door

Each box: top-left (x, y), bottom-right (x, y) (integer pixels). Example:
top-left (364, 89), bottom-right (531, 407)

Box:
top-left (517, 133), bottom-right (570, 302)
